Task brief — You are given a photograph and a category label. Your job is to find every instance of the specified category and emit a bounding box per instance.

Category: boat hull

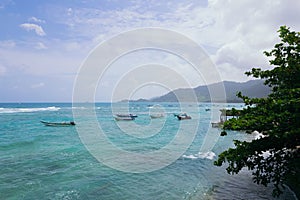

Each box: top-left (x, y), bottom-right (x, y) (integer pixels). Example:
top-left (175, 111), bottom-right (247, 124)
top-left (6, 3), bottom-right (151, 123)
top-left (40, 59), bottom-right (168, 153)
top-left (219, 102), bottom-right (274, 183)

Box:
top-left (150, 114), bottom-right (164, 119)
top-left (41, 121), bottom-right (76, 126)
top-left (114, 117), bottom-right (135, 121)
top-left (177, 116), bottom-right (192, 120)
top-left (174, 113), bottom-right (192, 120)
top-left (114, 114), bottom-right (137, 121)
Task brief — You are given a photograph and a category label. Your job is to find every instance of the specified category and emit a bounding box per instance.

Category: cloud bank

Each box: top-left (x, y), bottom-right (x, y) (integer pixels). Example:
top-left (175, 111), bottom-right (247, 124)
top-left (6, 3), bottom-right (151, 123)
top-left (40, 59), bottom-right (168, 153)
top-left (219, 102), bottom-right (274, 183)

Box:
top-left (0, 0), bottom-right (299, 102)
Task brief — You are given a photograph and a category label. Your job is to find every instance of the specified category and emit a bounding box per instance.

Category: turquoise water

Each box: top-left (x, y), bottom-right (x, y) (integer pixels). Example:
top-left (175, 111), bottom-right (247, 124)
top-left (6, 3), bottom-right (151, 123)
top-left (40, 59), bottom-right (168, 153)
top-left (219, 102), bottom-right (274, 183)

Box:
top-left (0, 103), bottom-right (296, 199)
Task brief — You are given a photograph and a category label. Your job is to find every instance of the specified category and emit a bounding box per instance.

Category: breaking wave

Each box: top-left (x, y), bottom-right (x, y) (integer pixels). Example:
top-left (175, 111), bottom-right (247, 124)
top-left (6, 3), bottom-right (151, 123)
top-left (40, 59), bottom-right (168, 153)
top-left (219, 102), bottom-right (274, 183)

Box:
top-left (0, 106), bottom-right (60, 114)
top-left (182, 151), bottom-right (216, 160)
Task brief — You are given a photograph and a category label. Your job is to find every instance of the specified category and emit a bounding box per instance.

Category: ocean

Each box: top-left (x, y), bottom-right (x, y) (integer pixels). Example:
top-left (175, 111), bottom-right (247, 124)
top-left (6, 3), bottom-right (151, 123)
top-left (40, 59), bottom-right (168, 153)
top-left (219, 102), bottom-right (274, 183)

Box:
top-left (0, 102), bottom-right (296, 200)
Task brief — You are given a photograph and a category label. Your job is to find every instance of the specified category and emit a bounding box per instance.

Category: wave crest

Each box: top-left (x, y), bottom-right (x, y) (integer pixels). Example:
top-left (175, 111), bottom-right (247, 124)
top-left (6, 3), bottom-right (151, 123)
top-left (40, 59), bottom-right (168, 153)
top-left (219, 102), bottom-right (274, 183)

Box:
top-left (0, 106), bottom-right (60, 114)
top-left (182, 151), bottom-right (216, 160)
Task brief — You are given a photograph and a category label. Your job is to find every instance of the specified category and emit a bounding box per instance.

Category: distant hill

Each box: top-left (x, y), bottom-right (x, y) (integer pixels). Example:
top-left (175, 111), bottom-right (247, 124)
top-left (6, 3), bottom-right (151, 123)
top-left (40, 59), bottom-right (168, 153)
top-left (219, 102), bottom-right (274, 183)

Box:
top-left (148, 79), bottom-right (270, 103)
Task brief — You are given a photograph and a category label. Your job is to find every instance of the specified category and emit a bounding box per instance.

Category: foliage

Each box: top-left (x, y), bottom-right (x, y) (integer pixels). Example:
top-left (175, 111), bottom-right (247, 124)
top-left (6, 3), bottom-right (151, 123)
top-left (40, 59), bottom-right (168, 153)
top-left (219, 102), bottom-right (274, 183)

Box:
top-left (214, 26), bottom-right (300, 197)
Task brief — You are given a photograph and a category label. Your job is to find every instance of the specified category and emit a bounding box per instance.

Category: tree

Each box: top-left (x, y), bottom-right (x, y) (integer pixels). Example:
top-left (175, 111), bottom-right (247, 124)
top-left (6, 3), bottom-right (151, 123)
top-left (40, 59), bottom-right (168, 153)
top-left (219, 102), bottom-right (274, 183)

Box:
top-left (214, 26), bottom-right (300, 197)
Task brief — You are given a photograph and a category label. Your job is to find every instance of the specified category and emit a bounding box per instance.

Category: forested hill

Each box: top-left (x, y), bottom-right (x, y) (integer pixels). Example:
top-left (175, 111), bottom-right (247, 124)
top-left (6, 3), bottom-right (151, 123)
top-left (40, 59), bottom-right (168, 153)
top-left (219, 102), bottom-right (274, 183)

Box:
top-left (148, 79), bottom-right (271, 103)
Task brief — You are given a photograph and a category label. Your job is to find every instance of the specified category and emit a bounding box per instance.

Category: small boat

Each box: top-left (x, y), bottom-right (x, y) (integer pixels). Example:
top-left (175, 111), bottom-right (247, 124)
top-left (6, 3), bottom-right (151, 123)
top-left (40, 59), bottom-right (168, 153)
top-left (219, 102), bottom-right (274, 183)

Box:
top-left (114, 114), bottom-right (138, 121)
top-left (150, 113), bottom-right (165, 119)
top-left (174, 113), bottom-right (192, 120)
top-left (41, 121), bottom-right (76, 126)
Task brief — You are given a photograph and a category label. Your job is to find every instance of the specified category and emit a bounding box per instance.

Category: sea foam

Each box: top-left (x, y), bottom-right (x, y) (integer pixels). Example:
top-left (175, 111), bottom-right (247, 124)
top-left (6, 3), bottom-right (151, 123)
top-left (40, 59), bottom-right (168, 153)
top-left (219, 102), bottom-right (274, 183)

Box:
top-left (0, 106), bottom-right (60, 114)
top-left (182, 151), bottom-right (216, 160)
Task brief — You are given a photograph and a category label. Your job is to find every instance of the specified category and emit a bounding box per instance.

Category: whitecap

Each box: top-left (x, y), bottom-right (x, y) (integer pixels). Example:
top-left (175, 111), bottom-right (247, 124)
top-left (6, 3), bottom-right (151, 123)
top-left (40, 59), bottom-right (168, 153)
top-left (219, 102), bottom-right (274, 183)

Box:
top-left (197, 151), bottom-right (216, 160)
top-left (182, 154), bottom-right (198, 160)
top-left (71, 107), bottom-right (87, 110)
top-left (0, 106), bottom-right (60, 114)
top-left (182, 151), bottom-right (216, 160)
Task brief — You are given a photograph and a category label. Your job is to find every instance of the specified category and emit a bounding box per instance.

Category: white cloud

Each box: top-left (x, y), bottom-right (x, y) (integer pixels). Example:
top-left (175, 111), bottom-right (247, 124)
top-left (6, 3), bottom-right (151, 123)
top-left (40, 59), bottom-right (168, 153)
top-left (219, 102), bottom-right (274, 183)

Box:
top-left (28, 16), bottom-right (45, 24)
top-left (0, 47), bottom-right (82, 77)
top-left (43, 0), bottom-right (299, 89)
top-left (2, 0), bottom-right (300, 101)
top-left (0, 40), bottom-right (15, 48)
top-left (193, 0), bottom-right (300, 80)
top-left (215, 39), bottom-right (268, 70)
top-left (0, 0), bottom-right (13, 9)
top-left (35, 42), bottom-right (48, 50)
top-left (20, 23), bottom-right (46, 36)
top-left (64, 42), bottom-right (81, 51)
top-left (31, 82), bottom-right (45, 89)
top-left (0, 64), bottom-right (6, 76)
top-left (67, 8), bottom-right (73, 16)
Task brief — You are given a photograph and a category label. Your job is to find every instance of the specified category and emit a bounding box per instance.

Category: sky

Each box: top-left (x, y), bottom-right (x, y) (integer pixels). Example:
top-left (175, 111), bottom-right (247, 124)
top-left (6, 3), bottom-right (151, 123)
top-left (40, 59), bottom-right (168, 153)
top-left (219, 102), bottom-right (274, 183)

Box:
top-left (0, 0), bottom-right (299, 102)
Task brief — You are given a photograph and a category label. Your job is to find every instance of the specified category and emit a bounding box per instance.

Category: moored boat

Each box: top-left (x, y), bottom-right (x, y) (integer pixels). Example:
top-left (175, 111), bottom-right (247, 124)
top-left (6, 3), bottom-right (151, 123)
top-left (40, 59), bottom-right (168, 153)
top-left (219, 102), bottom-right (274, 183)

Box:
top-left (114, 114), bottom-right (138, 121)
top-left (150, 113), bottom-right (165, 119)
top-left (41, 121), bottom-right (76, 126)
top-left (174, 113), bottom-right (192, 120)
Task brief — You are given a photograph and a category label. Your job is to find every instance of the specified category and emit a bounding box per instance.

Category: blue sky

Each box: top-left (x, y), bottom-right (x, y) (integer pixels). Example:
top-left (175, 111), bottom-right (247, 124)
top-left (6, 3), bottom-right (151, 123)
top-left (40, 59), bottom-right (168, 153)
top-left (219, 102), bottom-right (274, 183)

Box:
top-left (0, 0), bottom-right (299, 102)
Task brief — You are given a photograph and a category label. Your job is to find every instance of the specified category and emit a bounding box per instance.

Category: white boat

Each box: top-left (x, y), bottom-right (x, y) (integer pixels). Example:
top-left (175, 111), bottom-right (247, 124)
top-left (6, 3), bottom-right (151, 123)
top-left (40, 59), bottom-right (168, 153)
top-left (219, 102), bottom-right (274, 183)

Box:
top-left (150, 113), bottom-right (165, 119)
top-left (174, 113), bottom-right (192, 120)
top-left (114, 114), bottom-right (138, 121)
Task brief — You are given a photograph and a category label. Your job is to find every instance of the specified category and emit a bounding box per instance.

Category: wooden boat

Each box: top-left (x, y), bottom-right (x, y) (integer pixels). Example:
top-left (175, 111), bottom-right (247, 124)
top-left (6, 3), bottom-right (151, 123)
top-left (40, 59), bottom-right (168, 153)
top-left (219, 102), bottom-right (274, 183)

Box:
top-left (174, 113), bottom-right (192, 120)
top-left (114, 114), bottom-right (137, 121)
top-left (41, 121), bottom-right (76, 126)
